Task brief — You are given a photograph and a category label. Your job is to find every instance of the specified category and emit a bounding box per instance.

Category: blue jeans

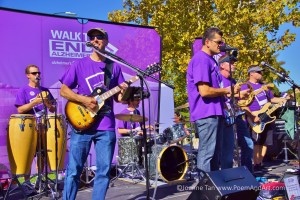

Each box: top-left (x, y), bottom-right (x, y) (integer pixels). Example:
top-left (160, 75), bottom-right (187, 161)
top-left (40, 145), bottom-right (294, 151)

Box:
top-left (236, 115), bottom-right (253, 172)
top-left (195, 116), bottom-right (224, 172)
top-left (63, 130), bottom-right (116, 200)
top-left (221, 124), bottom-right (234, 169)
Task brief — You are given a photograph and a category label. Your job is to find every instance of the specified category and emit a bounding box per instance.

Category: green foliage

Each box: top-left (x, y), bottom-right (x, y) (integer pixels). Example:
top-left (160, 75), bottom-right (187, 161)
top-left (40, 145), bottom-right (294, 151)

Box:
top-left (108, 0), bottom-right (300, 108)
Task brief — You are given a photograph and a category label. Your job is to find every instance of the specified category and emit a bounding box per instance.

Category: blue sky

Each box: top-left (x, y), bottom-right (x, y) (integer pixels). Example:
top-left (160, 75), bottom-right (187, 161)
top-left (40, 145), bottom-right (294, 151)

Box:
top-left (1, 0), bottom-right (299, 92)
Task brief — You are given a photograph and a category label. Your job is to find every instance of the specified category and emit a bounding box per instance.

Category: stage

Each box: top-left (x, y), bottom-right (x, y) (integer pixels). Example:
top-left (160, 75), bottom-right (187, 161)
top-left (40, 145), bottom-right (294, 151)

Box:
top-left (1, 159), bottom-right (298, 200)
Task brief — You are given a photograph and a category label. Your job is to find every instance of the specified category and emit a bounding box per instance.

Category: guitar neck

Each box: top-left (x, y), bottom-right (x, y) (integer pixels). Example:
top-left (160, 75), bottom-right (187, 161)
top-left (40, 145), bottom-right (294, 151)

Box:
top-left (98, 76), bottom-right (139, 101)
top-left (266, 103), bottom-right (281, 115)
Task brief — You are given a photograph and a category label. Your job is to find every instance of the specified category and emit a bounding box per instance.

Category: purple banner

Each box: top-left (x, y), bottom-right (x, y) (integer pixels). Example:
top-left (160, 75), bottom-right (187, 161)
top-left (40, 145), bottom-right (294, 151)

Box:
top-left (0, 8), bottom-right (161, 172)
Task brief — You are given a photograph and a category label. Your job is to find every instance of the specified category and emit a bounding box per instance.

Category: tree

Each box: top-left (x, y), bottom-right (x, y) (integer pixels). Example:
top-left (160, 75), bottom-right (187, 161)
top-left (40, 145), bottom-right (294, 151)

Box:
top-left (108, 0), bottom-right (300, 107)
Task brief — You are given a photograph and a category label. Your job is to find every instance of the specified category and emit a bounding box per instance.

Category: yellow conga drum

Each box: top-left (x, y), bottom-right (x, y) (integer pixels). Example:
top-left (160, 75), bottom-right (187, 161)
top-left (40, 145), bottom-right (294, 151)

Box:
top-left (45, 114), bottom-right (67, 171)
top-left (7, 114), bottom-right (37, 175)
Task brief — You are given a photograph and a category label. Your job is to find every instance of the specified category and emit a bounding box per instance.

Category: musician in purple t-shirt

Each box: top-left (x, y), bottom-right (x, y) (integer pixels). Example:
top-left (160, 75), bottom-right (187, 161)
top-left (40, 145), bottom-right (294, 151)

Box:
top-left (240, 65), bottom-right (287, 172)
top-left (218, 55), bottom-right (254, 172)
top-left (60, 28), bottom-right (126, 200)
top-left (14, 64), bottom-right (55, 191)
top-left (186, 27), bottom-right (230, 173)
top-left (117, 97), bottom-right (142, 136)
top-left (15, 64), bottom-right (55, 116)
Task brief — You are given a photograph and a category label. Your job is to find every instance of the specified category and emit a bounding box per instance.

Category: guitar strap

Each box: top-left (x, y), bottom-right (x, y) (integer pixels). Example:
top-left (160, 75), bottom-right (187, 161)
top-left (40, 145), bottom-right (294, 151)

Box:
top-left (104, 59), bottom-right (113, 88)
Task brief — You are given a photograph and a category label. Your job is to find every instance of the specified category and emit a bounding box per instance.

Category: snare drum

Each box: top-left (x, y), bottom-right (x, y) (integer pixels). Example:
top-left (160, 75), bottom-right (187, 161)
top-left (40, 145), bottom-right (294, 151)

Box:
top-left (117, 137), bottom-right (140, 165)
top-left (7, 114), bottom-right (37, 175)
top-left (163, 124), bottom-right (187, 144)
top-left (149, 145), bottom-right (188, 182)
top-left (45, 114), bottom-right (67, 171)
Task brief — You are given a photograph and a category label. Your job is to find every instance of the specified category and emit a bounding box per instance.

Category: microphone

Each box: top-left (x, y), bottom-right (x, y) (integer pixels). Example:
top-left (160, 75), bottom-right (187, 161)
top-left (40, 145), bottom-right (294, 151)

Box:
top-left (86, 42), bottom-right (115, 57)
top-left (220, 45), bottom-right (238, 52)
top-left (36, 77), bottom-right (41, 81)
top-left (86, 41), bottom-right (92, 47)
top-left (261, 61), bottom-right (289, 81)
top-left (260, 61), bottom-right (278, 71)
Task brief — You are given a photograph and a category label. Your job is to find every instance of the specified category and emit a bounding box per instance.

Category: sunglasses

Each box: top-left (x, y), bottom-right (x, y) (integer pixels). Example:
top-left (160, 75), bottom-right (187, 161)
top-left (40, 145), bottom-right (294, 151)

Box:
top-left (29, 72), bottom-right (41, 75)
top-left (211, 40), bottom-right (224, 45)
top-left (89, 35), bottom-right (106, 40)
top-left (256, 71), bottom-right (262, 74)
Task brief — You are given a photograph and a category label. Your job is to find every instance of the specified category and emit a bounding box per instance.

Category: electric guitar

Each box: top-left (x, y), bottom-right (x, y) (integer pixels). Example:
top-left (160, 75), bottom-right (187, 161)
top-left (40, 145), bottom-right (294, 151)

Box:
top-left (247, 102), bottom-right (284, 134)
top-left (238, 83), bottom-right (274, 107)
top-left (65, 63), bottom-right (161, 131)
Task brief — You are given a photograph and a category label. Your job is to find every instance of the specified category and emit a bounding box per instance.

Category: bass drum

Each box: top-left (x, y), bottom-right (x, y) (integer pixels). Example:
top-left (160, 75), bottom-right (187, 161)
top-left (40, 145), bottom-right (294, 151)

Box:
top-left (149, 145), bottom-right (188, 182)
top-left (7, 114), bottom-right (37, 175)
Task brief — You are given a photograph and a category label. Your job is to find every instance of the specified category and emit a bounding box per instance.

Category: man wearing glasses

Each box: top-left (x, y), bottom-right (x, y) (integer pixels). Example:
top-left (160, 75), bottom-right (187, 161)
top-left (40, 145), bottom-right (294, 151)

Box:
top-left (240, 65), bottom-right (287, 172)
top-left (186, 27), bottom-right (231, 175)
top-left (14, 64), bottom-right (55, 194)
top-left (15, 64), bottom-right (55, 116)
top-left (218, 55), bottom-right (254, 173)
top-left (60, 28), bottom-right (126, 200)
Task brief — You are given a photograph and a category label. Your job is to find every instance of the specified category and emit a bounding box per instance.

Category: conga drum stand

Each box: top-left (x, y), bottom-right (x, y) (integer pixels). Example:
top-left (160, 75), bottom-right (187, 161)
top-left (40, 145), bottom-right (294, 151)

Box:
top-left (34, 116), bottom-right (58, 198)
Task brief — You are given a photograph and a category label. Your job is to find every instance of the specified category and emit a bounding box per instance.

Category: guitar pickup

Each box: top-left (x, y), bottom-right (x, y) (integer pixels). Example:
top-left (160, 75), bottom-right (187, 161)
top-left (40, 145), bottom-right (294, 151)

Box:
top-left (77, 106), bottom-right (85, 117)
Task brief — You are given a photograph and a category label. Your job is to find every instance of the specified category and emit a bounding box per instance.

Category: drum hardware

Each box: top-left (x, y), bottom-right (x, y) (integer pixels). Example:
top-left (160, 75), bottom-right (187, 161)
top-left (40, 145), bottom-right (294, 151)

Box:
top-left (114, 113), bottom-right (148, 123)
top-left (163, 124), bottom-right (188, 145)
top-left (80, 154), bottom-right (95, 187)
top-left (110, 117), bottom-right (146, 186)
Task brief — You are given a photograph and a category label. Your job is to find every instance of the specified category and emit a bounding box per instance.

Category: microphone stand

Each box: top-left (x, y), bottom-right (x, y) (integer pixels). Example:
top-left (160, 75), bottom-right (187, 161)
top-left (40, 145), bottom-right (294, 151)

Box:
top-left (264, 64), bottom-right (300, 171)
top-left (36, 83), bottom-right (50, 197)
top-left (87, 42), bottom-right (172, 200)
top-left (223, 53), bottom-right (241, 167)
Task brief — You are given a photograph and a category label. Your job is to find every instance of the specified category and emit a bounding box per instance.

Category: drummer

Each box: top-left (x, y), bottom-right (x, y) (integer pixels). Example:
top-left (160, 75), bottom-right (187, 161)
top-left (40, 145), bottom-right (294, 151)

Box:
top-left (14, 64), bottom-right (55, 189)
top-left (117, 86), bottom-right (153, 137)
top-left (117, 96), bottom-right (142, 137)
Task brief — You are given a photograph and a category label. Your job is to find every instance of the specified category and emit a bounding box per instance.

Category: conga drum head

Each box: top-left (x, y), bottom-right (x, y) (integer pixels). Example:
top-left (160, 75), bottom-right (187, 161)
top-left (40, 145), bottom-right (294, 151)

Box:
top-left (7, 114), bottom-right (37, 175)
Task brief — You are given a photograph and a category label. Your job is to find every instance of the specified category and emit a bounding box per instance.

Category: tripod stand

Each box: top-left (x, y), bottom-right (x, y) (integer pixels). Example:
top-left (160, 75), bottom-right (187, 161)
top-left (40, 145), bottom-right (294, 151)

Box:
top-left (110, 114), bottom-right (147, 186)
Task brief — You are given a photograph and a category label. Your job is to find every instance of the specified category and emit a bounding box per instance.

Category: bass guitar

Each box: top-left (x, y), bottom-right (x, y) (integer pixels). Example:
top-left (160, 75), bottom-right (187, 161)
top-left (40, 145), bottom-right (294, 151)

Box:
top-left (247, 102), bottom-right (284, 134)
top-left (65, 63), bottom-right (161, 131)
top-left (238, 83), bottom-right (274, 107)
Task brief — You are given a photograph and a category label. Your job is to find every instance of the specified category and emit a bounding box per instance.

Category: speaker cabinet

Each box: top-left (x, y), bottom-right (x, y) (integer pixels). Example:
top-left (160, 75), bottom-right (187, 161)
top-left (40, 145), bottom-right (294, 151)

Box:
top-left (188, 166), bottom-right (260, 200)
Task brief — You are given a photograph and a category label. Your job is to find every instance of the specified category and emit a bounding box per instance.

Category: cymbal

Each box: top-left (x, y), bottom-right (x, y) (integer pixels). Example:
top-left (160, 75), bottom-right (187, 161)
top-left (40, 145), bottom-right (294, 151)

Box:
top-left (115, 114), bottom-right (148, 122)
top-left (175, 102), bottom-right (189, 110)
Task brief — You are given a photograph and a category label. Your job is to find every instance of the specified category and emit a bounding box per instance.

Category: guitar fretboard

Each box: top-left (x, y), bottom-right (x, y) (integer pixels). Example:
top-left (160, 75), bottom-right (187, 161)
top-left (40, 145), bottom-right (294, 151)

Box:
top-left (99, 76), bottom-right (139, 101)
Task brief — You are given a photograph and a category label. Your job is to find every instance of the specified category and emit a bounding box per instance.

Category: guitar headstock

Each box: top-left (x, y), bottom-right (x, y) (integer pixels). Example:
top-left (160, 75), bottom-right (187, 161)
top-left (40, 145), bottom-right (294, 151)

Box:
top-left (144, 63), bottom-right (162, 75)
top-left (262, 83), bottom-right (274, 90)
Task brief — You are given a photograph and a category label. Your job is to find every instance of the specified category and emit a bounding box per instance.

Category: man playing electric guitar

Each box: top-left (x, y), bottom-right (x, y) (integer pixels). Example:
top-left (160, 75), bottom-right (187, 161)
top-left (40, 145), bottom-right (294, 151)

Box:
top-left (59, 28), bottom-right (127, 200)
top-left (240, 65), bottom-right (287, 172)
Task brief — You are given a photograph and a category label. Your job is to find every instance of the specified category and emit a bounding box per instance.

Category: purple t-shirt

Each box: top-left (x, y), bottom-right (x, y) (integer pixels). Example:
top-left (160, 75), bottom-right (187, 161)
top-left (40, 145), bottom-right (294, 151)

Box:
top-left (59, 56), bottom-right (125, 131)
top-left (117, 108), bottom-right (141, 130)
top-left (187, 50), bottom-right (225, 121)
top-left (15, 85), bottom-right (54, 117)
top-left (240, 82), bottom-right (274, 112)
top-left (221, 75), bottom-right (236, 105)
top-left (221, 75), bottom-right (236, 88)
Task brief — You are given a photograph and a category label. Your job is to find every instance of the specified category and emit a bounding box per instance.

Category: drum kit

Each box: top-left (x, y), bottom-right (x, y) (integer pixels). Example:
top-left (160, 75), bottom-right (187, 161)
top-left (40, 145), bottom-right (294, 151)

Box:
top-left (5, 113), bottom-right (67, 198)
top-left (112, 110), bottom-right (198, 184)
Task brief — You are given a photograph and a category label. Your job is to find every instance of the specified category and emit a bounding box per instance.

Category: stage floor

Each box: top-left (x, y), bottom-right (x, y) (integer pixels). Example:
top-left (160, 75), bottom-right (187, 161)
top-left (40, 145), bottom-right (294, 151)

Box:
top-left (0, 159), bottom-right (299, 200)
